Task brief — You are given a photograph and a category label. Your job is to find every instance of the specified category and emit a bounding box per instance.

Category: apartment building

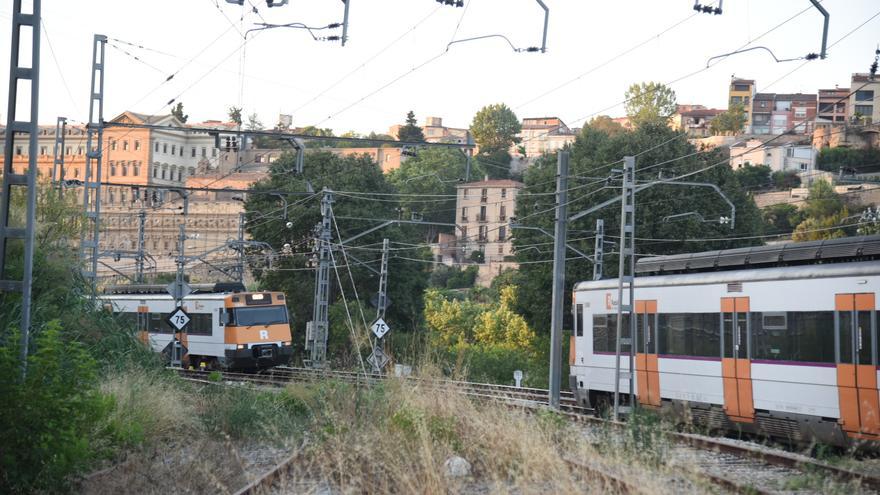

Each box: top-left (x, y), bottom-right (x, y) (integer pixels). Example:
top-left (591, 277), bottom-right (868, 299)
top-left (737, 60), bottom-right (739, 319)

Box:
top-left (728, 78), bottom-right (755, 132)
top-left (850, 73), bottom-right (880, 124)
top-left (672, 106), bottom-right (725, 137)
top-left (729, 138), bottom-right (816, 174)
top-left (455, 178), bottom-right (522, 286)
top-left (516, 117), bottom-right (577, 158)
top-left (817, 88), bottom-right (849, 125)
top-left (388, 116), bottom-right (472, 145)
top-left (751, 93), bottom-right (817, 135)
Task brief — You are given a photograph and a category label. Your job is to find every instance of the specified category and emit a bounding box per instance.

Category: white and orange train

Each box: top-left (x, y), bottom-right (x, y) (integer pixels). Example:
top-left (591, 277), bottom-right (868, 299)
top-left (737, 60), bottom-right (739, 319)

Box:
top-left (569, 235), bottom-right (880, 447)
top-left (100, 283), bottom-right (294, 370)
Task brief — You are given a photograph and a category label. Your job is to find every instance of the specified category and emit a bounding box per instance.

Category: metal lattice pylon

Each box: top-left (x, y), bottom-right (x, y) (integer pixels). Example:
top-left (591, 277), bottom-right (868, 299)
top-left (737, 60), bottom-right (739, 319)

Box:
top-left (0, 0), bottom-right (42, 374)
top-left (613, 156), bottom-right (636, 420)
top-left (52, 117), bottom-right (66, 190)
top-left (79, 35), bottom-right (107, 296)
top-left (306, 189), bottom-right (333, 367)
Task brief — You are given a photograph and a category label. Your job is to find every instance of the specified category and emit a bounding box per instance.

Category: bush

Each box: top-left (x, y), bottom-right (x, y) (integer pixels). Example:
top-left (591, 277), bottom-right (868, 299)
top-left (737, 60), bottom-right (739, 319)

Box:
top-left (817, 147), bottom-right (880, 174)
top-left (446, 266), bottom-right (477, 289)
top-left (0, 322), bottom-right (110, 492)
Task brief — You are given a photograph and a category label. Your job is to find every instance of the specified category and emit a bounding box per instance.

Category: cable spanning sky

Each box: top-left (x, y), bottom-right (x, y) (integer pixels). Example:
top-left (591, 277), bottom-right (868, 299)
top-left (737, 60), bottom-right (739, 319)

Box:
top-left (0, 0), bottom-right (877, 134)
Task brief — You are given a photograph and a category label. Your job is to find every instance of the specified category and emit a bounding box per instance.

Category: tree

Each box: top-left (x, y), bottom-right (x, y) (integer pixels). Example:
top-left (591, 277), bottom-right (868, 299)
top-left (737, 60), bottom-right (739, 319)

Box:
top-left (473, 286), bottom-right (535, 350)
top-left (171, 102), bottom-right (188, 123)
top-left (227, 106), bottom-right (243, 126)
top-left (245, 112), bottom-right (264, 131)
top-left (734, 164), bottom-right (772, 190)
top-left (792, 181), bottom-right (849, 241)
top-left (587, 115), bottom-right (626, 137)
top-left (709, 104), bottom-right (747, 135)
top-left (763, 203), bottom-right (803, 234)
top-left (245, 150), bottom-right (431, 342)
top-left (771, 170), bottom-right (801, 189)
top-left (624, 82), bottom-right (678, 127)
top-left (470, 103), bottom-right (521, 154)
top-left (387, 147), bottom-right (485, 240)
top-left (397, 111), bottom-right (425, 142)
top-left (513, 123), bottom-right (765, 332)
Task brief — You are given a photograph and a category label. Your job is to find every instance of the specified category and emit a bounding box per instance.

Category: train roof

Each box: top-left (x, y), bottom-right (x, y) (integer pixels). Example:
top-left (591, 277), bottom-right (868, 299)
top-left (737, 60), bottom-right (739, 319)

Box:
top-left (102, 282), bottom-right (247, 295)
top-left (634, 235), bottom-right (880, 276)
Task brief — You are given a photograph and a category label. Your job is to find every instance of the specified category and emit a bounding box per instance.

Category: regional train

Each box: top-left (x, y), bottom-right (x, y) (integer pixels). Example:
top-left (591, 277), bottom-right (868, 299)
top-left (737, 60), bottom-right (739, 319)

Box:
top-left (100, 283), bottom-right (293, 370)
top-left (569, 235), bottom-right (880, 447)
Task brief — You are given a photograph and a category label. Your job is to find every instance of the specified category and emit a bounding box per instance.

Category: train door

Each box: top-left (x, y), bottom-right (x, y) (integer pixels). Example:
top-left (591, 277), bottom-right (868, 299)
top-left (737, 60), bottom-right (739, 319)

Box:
top-left (836, 293), bottom-right (878, 438)
top-left (721, 297), bottom-right (754, 422)
top-left (635, 300), bottom-right (660, 407)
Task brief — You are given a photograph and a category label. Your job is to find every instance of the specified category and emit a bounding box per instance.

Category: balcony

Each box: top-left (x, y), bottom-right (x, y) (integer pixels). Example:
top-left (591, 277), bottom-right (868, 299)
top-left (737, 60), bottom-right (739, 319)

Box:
top-left (477, 235), bottom-right (488, 243)
top-left (480, 196), bottom-right (488, 203)
top-left (477, 214), bottom-right (488, 223)
top-left (460, 216), bottom-right (468, 222)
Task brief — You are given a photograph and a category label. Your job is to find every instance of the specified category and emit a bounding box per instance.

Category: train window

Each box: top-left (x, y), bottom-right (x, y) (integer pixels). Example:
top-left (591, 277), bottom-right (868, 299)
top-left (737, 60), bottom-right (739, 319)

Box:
top-left (149, 313), bottom-right (170, 334)
top-left (231, 306), bottom-right (289, 326)
top-left (189, 313), bottom-right (212, 336)
top-left (657, 313), bottom-right (720, 358)
top-left (592, 314), bottom-right (630, 353)
top-left (576, 305), bottom-right (584, 337)
top-left (117, 312), bottom-right (138, 330)
top-left (751, 312), bottom-right (834, 364)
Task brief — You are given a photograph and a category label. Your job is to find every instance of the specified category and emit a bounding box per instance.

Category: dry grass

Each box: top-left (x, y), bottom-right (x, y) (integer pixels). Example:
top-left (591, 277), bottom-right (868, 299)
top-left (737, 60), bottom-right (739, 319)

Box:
top-left (287, 369), bottom-right (680, 494)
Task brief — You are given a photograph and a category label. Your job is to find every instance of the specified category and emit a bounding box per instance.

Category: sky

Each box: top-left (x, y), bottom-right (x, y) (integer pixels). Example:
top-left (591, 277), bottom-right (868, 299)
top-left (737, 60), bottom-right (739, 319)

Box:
top-left (1, 0), bottom-right (878, 135)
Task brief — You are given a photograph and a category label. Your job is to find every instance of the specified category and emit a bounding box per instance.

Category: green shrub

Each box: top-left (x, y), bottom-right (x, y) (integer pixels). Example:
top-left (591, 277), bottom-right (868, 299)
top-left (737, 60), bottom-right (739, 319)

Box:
top-left (0, 322), bottom-right (110, 493)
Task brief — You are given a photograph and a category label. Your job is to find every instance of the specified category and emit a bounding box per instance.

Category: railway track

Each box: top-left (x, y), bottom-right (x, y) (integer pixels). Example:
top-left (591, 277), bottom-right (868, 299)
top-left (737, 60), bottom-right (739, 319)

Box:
top-left (173, 366), bottom-right (880, 494)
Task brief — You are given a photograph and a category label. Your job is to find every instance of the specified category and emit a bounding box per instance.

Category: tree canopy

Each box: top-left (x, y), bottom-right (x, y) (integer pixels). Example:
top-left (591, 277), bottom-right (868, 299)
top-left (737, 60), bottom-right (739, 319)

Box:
top-left (470, 103), bottom-right (521, 154)
top-left (245, 151), bottom-right (432, 354)
top-left (227, 106), bottom-right (243, 126)
top-left (171, 102), bottom-right (188, 123)
top-left (512, 122), bottom-right (765, 331)
top-left (397, 111), bottom-right (425, 142)
top-left (709, 104), bottom-right (747, 136)
top-left (624, 82), bottom-right (678, 127)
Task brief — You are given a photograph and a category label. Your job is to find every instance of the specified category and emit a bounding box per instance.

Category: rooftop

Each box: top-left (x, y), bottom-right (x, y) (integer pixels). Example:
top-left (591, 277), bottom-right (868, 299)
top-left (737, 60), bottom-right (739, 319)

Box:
top-left (457, 179), bottom-right (524, 188)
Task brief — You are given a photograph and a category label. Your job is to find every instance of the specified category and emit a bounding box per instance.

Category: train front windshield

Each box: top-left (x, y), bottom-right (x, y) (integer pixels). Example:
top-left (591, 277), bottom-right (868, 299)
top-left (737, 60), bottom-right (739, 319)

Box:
top-left (230, 306), bottom-right (289, 326)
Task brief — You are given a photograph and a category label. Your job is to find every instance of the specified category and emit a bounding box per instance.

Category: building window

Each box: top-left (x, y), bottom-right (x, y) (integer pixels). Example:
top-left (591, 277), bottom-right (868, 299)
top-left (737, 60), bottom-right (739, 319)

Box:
top-left (855, 90), bottom-right (875, 102)
top-left (212, 148), bottom-right (217, 157)
top-left (478, 225), bottom-right (488, 242)
top-left (134, 163), bottom-right (140, 176)
top-left (78, 146), bottom-right (83, 155)
top-left (152, 165), bottom-right (158, 178)
top-left (201, 147), bottom-right (207, 158)
top-left (794, 107), bottom-right (807, 118)
top-left (162, 143), bottom-right (167, 153)
top-left (499, 205), bottom-right (507, 221)
top-left (733, 84), bottom-right (750, 92)
top-left (481, 188), bottom-right (488, 202)
top-left (155, 142), bottom-right (159, 152)
top-left (15, 146), bottom-right (22, 156)
top-left (135, 140), bottom-right (141, 151)
top-left (461, 207), bottom-right (468, 221)
top-left (171, 144), bottom-right (176, 155)
top-left (161, 168), bottom-right (166, 180)
top-left (730, 96), bottom-right (742, 105)
top-left (179, 146), bottom-right (184, 157)
top-left (854, 105), bottom-right (873, 116)
top-left (460, 226), bottom-right (467, 239)
top-left (122, 164), bottom-right (128, 176)
top-left (123, 140), bottom-right (129, 151)
top-left (39, 146), bottom-right (47, 155)
top-left (479, 206), bottom-right (487, 222)
top-left (74, 168), bottom-right (79, 178)
top-left (110, 163), bottom-right (116, 176)
top-left (110, 140), bottom-right (117, 151)
top-left (501, 188), bottom-right (507, 199)
top-left (498, 226), bottom-right (506, 242)
top-left (191, 147), bottom-right (196, 158)
top-left (65, 146), bottom-right (71, 155)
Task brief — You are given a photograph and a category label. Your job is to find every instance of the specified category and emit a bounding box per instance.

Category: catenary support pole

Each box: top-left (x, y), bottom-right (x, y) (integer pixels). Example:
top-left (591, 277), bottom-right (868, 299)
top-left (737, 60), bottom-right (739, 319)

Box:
top-left (0, 0), bottom-right (41, 377)
top-left (593, 219), bottom-right (604, 281)
top-left (135, 210), bottom-right (146, 283)
top-left (80, 34), bottom-right (107, 300)
top-left (52, 117), bottom-right (66, 190)
top-left (548, 151), bottom-right (569, 409)
top-left (307, 189), bottom-right (333, 368)
top-left (613, 156), bottom-right (636, 421)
